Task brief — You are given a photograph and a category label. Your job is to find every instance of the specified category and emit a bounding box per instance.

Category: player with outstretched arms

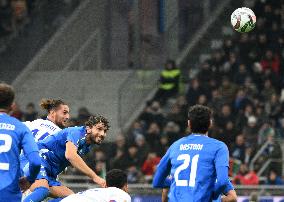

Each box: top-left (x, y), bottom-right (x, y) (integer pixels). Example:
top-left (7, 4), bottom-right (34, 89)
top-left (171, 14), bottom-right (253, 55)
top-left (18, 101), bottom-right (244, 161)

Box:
top-left (61, 169), bottom-right (131, 202)
top-left (153, 105), bottom-right (230, 201)
top-left (21, 115), bottom-right (110, 202)
top-left (0, 83), bottom-right (41, 201)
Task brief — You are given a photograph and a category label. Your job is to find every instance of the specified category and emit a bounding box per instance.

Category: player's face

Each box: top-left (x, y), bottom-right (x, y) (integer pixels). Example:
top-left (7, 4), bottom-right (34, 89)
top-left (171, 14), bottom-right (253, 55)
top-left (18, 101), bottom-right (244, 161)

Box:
top-left (86, 122), bottom-right (107, 145)
top-left (54, 104), bottom-right (70, 128)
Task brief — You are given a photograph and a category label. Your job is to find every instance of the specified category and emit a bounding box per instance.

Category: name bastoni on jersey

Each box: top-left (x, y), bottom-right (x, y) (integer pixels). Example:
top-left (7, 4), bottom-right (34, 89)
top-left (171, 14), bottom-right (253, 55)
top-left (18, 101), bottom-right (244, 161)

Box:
top-left (0, 123), bottom-right (15, 130)
top-left (180, 144), bottom-right (203, 151)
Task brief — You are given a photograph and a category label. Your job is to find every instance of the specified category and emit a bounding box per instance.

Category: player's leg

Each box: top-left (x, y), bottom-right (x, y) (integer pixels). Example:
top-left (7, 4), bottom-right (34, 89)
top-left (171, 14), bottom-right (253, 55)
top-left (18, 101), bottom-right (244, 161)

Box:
top-left (22, 164), bottom-right (50, 202)
top-left (23, 179), bottom-right (49, 202)
top-left (49, 185), bottom-right (75, 198)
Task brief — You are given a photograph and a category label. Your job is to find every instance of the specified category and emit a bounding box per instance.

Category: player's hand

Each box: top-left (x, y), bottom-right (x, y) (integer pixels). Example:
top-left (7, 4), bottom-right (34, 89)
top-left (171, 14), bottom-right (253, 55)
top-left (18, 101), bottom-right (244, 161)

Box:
top-left (93, 176), bottom-right (106, 188)
top-left (19, 177), bottom-right (31, 192)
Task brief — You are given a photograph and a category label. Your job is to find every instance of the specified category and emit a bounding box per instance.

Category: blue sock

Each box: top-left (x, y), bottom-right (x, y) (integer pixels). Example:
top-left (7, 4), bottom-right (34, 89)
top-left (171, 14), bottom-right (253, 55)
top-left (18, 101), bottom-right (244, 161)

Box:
top-left (48, 197), bottom-right (65, 202)
top-left (23, 187), bottom-right (49, 202)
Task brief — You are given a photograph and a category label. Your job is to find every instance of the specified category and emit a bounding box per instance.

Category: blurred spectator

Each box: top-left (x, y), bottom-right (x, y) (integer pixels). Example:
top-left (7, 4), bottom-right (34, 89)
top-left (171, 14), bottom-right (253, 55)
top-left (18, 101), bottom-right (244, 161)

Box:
top-left (11, 0), bottom-right (27, 25)
top-left (260, 79), bottom-right (276, 102)
top-left (186, 78), bottom-right (206, 106)
top-left (135, 134), bottom-right (150, 163)
top-left (244, 147), bottom-right (254, 165)
top-left (154, 59), bottom-right (180, 105)
top-left (93, 160), bottom-right (106, 179)
top-left (265, 94), bottom-right (281, 123)
top-left (265, 169), bottom-right (283, 185)
top-left (233, 64), bottom-right (251, 85)
top-left (197, 61), bottom-right (215, 86)
top-left (260, 133), bottom-right (282, 175)
top-left (233, 88), bottom-right (252, 112)
top-left (230, 134), bottom-right (246, 163)
top-left (125, 145), bottom-right (144, 168)
top-left (233, 163), bottom-right (259, 185)
top-left (77, 107), bottom-right (91, 125)
top-left (128, 120), bottom-right (144, 143)
top-left (127, 164), bottom-right (143, 184)
top-left (243, 116), bottom-right (259, 146)
top-left (155, 135), bottom-right (170, 157)
top-left (260, 50), bottom-right (280, 75)
top-left (141, 151), bottom-right (161, 183)
top-left (109, 149), bottom-right (128, 170)
top-left (65, 118), bottom-right (78, 127)
top-left (10, 102), bottom-right (23, 120)
top-left (215, 104), bottom-right (234, 131)
top-left (219, 76), bottom-right (237, 103)
top-left (107, 133), bottom-right (127, 160)
top-left (221, 52), bottom-right (238, 79)
top-left (166, 103), bottom-right (185, 132)
top-left (145, 122), bottom-right (161, 149)
top-left (208, 89), bottom-right (224, 113)
top-left (163, 121), bottom-right (181, 145)
top-left (23, 102), bottom-right (38, 121)
top-left (139, 100), bottom-right (165, 128)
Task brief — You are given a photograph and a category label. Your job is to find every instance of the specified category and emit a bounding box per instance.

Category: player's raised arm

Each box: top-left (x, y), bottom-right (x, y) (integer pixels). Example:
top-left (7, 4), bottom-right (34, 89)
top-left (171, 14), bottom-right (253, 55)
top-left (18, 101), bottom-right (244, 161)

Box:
top-left (152, 148), bottom-right (171, 188)
top-left (213, 143), bottom-right (230, 199)
top-left (21, 127), bottom-right (41, 188)
top-left (65, 141), bottom-right (106, 187)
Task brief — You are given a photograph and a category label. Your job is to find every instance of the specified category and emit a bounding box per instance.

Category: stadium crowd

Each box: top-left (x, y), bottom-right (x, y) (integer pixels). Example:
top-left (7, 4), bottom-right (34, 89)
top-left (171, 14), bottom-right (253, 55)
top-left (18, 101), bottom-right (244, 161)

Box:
top-left (7, 0), bottom-right (284, 186)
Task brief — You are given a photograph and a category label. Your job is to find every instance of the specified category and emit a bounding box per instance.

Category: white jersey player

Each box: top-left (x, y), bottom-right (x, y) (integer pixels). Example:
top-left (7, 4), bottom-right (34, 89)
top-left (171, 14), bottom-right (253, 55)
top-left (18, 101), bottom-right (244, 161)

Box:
top-left (25, 119), bottom-right (61, 142)
top-left (24, 98), bottom-right (70, 141)
top-left (61, 169), bottom-right (131, 202)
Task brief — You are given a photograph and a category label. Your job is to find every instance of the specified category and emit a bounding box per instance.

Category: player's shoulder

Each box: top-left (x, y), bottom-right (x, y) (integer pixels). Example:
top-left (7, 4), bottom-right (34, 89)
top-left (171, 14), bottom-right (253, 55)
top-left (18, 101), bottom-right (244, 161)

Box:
top-left (65, 126), bottom-right (85, 133)
top-left (207, 136), bottom-right (228, 151)
top-left (108, 187), bottom-right (131, 201)
top-left (3, 115), bottom-right (30, 131)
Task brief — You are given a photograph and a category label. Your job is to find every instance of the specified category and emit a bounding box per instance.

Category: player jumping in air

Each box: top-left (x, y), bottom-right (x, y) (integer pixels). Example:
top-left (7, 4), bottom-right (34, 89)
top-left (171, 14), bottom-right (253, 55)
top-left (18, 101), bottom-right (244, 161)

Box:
top-left (21, 115), bottom-right (110, 202)
top-left (21, 98), bottom-right (70, 200)
top-left (153, 105), bottom-right (230, 201)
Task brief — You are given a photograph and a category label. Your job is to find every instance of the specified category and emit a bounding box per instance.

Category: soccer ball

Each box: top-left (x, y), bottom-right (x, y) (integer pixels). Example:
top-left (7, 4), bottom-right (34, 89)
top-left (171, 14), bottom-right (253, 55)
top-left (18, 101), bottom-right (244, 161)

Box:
top-left (231, 7), bottom-right (256, 33)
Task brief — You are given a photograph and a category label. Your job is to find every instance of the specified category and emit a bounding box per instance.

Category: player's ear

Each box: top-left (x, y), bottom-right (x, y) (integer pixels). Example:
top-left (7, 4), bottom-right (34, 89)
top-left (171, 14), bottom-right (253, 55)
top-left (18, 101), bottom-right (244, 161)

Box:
top-left (122, 184), bottom-right (128, 193)
top-left (209, 119), bottom-right (213, 128)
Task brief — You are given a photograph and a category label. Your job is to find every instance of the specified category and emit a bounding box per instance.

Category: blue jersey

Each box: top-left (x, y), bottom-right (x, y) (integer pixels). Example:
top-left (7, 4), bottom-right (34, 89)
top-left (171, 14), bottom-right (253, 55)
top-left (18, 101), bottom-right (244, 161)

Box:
top-left (0, 113), bottom-right (39, 201)
top-left (153, 134), bottom-right (229, 202)
top-left (37, 126), bottom-right (91, 176)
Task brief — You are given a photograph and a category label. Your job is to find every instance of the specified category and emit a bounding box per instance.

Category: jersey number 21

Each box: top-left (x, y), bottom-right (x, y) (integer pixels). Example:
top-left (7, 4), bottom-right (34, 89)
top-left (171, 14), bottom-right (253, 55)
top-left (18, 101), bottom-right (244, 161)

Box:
top-left (174, 154), bottom-right (199, 187)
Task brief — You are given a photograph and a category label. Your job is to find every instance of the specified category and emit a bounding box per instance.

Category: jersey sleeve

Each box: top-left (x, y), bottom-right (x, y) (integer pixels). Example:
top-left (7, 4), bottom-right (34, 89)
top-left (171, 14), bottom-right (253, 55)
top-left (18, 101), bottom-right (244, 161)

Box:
top-left (224, 180), bottom-right (234, 194)
top-left (214, 142), bottom-right (229, 168)
top-left (21, 125), bottom-right (39, 155)
top-left (152, 146), bottom-right (171, 188)
top-left (66, 129), bottom-right (80, 147)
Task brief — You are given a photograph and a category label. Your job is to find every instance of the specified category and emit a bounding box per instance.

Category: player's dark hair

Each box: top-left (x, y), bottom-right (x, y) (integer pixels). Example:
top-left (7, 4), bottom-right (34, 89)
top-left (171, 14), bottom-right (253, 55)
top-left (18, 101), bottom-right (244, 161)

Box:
top-left (40, 98), bottom-right (67, 113)
top-left (106, 169), bottom-right (127, 189)
top-left (0, 83), bottom-right (15, 110)
top-left (85, 115), bottom-right (110, 131)
top-left (188, 105), bottom-right (212, 134)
